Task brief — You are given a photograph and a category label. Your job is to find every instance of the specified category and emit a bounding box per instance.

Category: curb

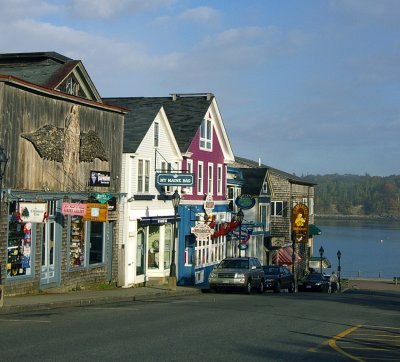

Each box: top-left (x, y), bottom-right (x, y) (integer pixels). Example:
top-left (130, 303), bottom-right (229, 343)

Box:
top-left (0, 288), bottom-right (202, 315)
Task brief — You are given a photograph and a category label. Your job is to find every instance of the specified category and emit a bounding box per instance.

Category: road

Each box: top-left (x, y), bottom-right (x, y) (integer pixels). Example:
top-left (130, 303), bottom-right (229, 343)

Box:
top-left (0, 289), bottom-right (398, 361)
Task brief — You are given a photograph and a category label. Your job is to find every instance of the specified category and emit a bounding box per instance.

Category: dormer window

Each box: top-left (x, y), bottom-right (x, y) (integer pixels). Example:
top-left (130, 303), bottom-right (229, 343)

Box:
top-left (200, 118), bottom-right (212, 151)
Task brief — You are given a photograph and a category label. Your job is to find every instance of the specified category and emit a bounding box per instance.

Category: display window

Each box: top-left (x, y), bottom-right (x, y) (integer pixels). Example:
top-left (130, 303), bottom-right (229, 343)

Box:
top-left (7, 221), bottom-right (33, 277)
top-left (69, 216), bottom-right (105, 268)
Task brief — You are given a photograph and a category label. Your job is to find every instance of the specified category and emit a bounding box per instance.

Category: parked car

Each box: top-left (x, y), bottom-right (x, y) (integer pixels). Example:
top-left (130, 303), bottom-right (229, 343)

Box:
top-left (298, 273), bottom-right (330, 292)
top-left (208, 257), bottom-right (265, 294)
top-left (262, 265), bottom-right (295, 293)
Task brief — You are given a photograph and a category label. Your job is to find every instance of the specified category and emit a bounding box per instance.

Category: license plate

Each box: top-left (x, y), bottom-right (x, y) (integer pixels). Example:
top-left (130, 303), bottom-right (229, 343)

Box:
top-left (222, 280), bottom-right (230, 284)
top-left (306, 285), bottom-right (311, 288)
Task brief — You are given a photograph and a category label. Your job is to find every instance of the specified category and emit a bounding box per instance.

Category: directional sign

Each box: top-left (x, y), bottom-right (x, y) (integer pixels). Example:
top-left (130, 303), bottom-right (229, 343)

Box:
top-left (156, 173), bottom-right (194, 186)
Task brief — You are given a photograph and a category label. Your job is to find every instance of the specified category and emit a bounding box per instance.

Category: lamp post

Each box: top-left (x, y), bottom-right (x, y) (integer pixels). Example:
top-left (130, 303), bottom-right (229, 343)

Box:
top-left (0, 146), bottom-right (8, 217)
top-left (236, 208), bottom-right (244, 257)
top-left (319, 246), bottom-right (324, 275)
top-left (337, 250), bottom-right (341, 291)
top-left (169, 190), bottom-right (181, 289)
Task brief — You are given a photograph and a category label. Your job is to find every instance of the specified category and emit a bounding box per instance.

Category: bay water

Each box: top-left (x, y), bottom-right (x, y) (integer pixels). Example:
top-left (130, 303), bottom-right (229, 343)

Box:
top-left (314, 218), bottom-right (400, 279)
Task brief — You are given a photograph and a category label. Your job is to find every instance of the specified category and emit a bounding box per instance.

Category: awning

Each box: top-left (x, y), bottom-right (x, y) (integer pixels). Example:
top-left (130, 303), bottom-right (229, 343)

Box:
top-left (272, 246), bottom-right (301, 266)
top-left (309, 256), bottom-right (331, 269)
top-left (309, 224), bottom-right (322, 236)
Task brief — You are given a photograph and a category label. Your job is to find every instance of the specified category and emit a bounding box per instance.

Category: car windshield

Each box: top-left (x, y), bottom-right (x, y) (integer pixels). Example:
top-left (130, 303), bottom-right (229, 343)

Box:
top-left (263, 267), bottom-right (279, 275)
top-left (218, 259), bottom-right (249, 269)
top-left (307, 274), bottom-right (323, 282)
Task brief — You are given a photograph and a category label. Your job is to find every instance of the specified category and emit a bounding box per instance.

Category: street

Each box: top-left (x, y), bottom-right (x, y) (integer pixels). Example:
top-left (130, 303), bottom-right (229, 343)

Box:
top-left (0, 289), bottom-right (399, 361)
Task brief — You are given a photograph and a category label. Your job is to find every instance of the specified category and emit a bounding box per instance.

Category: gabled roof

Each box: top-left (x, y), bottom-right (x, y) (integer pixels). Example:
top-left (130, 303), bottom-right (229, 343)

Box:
top-left (102, 97), bottom-right (167, 153)
top-left (240, 168), bottom-right (268, 196)
top-left (0, 52), bottom-right (102, 102)
top-left (104, 94), bottom-right (219, 154)
top-left (234, 156), bottom-right (317, 186)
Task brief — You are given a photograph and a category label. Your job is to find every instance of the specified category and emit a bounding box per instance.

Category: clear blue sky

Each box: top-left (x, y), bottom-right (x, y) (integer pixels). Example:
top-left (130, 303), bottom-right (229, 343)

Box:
top-left (1, 0), bottom-right (399, 176)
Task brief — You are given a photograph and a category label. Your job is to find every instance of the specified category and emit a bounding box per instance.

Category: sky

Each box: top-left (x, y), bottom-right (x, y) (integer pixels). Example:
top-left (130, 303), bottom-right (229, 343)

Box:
top-left (1, 0), bottom-right (399, 177)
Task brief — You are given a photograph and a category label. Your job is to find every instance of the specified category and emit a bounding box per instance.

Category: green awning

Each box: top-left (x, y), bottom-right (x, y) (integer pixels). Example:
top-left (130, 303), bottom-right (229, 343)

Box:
top-left (309, 224), bottom-right (322, 236)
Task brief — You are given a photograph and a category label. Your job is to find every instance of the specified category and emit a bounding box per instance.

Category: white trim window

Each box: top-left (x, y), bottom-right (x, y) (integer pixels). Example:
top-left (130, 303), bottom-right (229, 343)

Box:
top-left (199, 118), bottom-right (212, 151)
top-left (154, 122), bottom-right (159, 148)
top-left (208, 163), bottom-right (213, 195)
top-left (271, 201), bottom-right (284, 216)
top-left (217, 164), bottom-right (223, 195)
top-left (161, 161), bottom-right (172, 193)
top-left (197, 161), bottom-right (204, 195)
top-left (186, 160), bottom-right (193, 195)
top-left (138, 159), bottom-right (150, 193)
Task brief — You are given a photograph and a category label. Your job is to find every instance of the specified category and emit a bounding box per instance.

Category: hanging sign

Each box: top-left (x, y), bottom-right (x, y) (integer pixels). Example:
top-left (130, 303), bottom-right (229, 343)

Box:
top-left (204, 194), bottom-right (215, 215)
top-left (191, 223), bottom-right (213, 242)
top-left (235, 194), bottom-right (256, 210)
top-left (62, 202), bottom-right (87, 216)
top-left (156, 173), bottom-right (194, 186)
top-left (292, 203), bottom-right (309, 242)
top-left (18, 202), bottom-right (48, 223)
top-left (93, 193), bottom-right (113, 204)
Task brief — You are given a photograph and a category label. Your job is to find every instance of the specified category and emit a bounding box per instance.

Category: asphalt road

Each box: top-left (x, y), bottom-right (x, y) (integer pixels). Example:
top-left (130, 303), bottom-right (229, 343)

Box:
top-left (0, 289), bottom-right (398, 361)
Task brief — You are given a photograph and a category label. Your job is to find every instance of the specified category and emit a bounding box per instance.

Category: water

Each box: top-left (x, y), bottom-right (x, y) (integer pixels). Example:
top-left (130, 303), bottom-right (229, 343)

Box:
top-left (314, 218), bottom-right (400, 279)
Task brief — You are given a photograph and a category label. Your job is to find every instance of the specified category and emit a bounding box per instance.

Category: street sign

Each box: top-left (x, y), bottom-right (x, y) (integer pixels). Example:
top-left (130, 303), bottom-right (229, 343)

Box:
top-left (156, 173), bottom-right (194, 186)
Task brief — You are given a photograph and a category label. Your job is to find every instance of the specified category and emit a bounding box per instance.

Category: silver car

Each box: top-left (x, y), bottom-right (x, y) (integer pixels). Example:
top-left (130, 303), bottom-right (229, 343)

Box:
top-left (208, 257), bottom-right (265, 293)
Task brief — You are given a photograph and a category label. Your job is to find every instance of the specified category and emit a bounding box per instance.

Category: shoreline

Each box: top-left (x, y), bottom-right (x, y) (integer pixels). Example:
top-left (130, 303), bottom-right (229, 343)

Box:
top-left (315, 214), bottom-right (400, 221)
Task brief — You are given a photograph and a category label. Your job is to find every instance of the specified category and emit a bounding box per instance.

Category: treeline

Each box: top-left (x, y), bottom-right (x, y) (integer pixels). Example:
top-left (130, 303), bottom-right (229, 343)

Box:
top-left (302, 174), bottom-right (400, 217)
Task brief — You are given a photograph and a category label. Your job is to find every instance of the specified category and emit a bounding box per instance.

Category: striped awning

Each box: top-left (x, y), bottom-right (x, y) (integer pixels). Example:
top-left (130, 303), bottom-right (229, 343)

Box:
top-left (272, 246), bottom-right (301, 266)
top-left (309, 256), bottom-right (331, 269)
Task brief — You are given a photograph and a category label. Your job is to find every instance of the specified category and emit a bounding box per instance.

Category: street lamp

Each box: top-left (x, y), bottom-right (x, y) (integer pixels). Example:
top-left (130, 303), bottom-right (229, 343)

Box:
top-left (169, 190), bottom-right (181, 289)
top-left (319, 246), bottom-right (324, 274)
top-left (337, 250), bottom-right (342, 290)
top-left (236, 208), bottom-right (244, 257)
top-left (0, 146), bottom-right (8, 215)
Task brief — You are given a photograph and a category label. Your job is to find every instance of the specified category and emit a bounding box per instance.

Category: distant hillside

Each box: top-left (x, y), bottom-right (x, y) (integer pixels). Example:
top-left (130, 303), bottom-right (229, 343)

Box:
top-left (302, 174), bottom-right (400, 218)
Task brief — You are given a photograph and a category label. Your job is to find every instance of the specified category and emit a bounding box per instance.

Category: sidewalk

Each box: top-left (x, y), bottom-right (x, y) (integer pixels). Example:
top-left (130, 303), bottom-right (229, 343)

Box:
top-left (0, 285), bottom-right (202, 315)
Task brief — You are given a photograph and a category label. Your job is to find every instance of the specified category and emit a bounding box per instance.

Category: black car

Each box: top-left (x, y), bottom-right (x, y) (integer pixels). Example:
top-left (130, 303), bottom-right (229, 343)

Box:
top-left (298, 273), bottom-right (330, 292)
top-left (262, 265), bottom-right (295, 293)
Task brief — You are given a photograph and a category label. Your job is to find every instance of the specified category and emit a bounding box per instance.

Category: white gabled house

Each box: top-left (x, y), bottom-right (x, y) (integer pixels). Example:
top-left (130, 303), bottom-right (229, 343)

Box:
top-left (103, 98), bottom-right (183, 287)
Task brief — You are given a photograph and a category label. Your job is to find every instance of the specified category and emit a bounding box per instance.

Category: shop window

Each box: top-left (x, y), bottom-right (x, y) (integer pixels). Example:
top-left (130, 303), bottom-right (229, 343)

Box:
top-left (137, 229), bottom-right (145, 275)
top-left (69, 217), bottom-right (105, 268)
top-left (7, 221), bottom-right (33, 277)
top-left (164, 223), bottom-right (172, 269)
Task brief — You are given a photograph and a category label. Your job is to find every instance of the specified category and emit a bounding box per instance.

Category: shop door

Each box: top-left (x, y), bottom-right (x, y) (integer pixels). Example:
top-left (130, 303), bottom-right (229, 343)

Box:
top-left (41, 220), bottom-right (59, 285)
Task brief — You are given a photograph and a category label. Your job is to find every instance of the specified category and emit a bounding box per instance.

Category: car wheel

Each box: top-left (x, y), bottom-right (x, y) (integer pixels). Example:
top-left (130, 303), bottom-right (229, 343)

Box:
top-left (274, 282), bottom-right (281, 293)
top-left (288, 281), bottom-right (295, 293)
top-left (258, 280), bottom-right (265, 293)
top-left (244, 280), bottom-right (252, 294)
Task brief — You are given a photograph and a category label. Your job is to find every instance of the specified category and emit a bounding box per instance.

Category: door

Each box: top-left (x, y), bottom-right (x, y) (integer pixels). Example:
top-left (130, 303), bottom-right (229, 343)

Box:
top-left (41, 219), bottom-right (59, 285)
top-left (136, 228), bottom-right (145, 277)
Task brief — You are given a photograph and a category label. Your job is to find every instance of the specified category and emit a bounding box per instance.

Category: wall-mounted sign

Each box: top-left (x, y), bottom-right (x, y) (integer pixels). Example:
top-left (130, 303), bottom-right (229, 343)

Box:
top-left (89, 170), bottom-right (110, 187)
top-left (62, 202), bottom-right (87, 216)
top-left (83, 203), bottom-right (108, 222)
top-left (204, 194), bottom-right (215, 215)
top-left (235, 194), bottom-right (256, 210)
top-left (19, 202), bottom-right (48, 223)
top-left (292, 203), bottom-right (309, 242)
top-left (156, 173), bottom-right (194, 186)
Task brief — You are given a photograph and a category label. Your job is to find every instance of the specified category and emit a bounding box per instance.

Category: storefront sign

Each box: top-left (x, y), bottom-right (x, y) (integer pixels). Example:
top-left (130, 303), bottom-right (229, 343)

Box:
top-left (235, 194), bottom-right (256, 210)
top-left (93, 193), bottom-right (113, 204)
top-left (83, 203), bottom-right (108, 222)
top-left (62, 202), bottom-right (87, 216)
top-left (270, 237), bottom-right (285, 248)
top-left (191, 223), bottom-right (213, 242)
top-left (89, 170), bottom-right (111, 187)
top-left (204, 194), bottom-right (215, 215)
top-left (18, 202), bottom-right (48, 223)
top-left (156, 173), bottom-right (194, 186)
top-left (292, 203), bottom-right (309, 242)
